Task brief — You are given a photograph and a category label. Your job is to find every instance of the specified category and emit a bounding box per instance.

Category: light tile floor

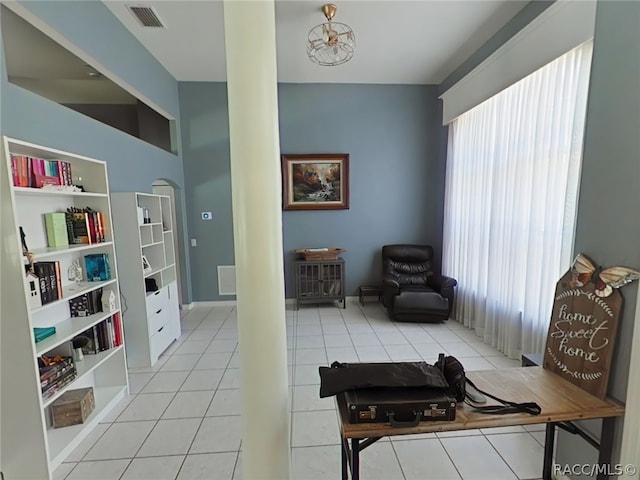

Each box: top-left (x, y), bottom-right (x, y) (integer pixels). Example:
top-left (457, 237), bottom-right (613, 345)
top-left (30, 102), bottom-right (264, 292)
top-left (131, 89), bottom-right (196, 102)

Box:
top-left (54, 300), bottom-right (547, 480)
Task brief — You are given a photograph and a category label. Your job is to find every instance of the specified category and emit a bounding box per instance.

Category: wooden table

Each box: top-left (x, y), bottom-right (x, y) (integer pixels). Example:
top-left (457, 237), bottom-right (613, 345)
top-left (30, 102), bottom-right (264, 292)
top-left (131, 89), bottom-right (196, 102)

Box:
top-left (337, 367), bottom-right (625, 480)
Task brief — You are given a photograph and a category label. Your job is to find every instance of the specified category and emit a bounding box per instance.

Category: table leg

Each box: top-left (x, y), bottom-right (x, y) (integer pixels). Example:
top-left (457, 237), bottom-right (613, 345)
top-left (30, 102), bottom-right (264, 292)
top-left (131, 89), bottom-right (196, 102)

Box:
top-left (352, 438), bottom-right (360, 480)
top-left (341, 437), bottom-right (349, 480)
top-left (596, 417), bottom-right (616, 480)
top-left (543, 422), bottom-right (557, 480)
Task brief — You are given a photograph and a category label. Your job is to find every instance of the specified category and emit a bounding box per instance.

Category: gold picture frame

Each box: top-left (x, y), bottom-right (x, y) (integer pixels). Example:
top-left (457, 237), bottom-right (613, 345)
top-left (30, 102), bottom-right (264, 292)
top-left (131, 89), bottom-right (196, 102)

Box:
top-left (281, 154), bottom-right (350, 210)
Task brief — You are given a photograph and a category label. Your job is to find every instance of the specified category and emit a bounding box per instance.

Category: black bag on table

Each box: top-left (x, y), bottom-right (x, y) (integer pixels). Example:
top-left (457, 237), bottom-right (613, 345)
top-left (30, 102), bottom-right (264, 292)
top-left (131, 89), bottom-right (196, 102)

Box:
top-left (319, 361), bottom-right (457, 426)
top-left (319, 356), bottom-right (541, 425)
top-left (318, 361), bottom-right (449, 398)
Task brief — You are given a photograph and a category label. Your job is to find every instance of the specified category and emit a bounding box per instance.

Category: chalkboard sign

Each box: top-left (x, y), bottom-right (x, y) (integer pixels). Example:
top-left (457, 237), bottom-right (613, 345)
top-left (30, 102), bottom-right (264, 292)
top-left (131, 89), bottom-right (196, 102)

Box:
top-left (543, 253), bottom-right (639, 399)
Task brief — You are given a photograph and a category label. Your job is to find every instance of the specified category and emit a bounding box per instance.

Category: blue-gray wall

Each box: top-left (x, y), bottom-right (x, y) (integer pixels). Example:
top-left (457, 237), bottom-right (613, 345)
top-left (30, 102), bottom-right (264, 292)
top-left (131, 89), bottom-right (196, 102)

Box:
top-left (178, 82), bottom-right (234, 303)
top-left (556, 1), bottom-right (640, 472)
top-left (280, 84), bottom-right (443, 298)
top-left (179, 82), bottom-right (443, 301)
top-left (0, 1), bottom-right (192, 303)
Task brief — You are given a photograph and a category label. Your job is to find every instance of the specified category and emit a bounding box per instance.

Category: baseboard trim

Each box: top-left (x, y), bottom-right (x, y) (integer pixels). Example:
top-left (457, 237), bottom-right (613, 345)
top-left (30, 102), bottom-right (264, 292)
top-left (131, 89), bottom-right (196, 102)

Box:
top-left (191, 300), bottom-right (238, 307)
top-left (189, 296), bottom-right (361, 309)
top-left (180, 303), bottom-right (194, 310)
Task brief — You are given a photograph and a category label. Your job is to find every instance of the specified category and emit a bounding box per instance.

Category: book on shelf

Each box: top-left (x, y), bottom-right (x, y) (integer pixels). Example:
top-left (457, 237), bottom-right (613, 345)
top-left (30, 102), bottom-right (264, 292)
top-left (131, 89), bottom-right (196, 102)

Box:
top-left (65, 208), bottom-right (106, 245)
top-left (38, 356), bottom-right (77, 401)
top-left (33, 326), bottom-right (56, 343)
top-left (66, 211), bottom-right (91, 244)
top-left (42, 368), bottom-right (77, 401)
top-left (78, 325), bottom-right (101, 355)
top-left (9, 153), bottom-right (73, 188)
top-left (33, 261), bottom-right (62, 305)
top-left (44, 212), bottom-right (69, 248)
top-left (76, 315), bottom-right (120, 354)
top-left (84, 253), bottom-right (111, 281)
top-left (39, 356), bottom-right (73, 384)
top-left (111, 312), bottom-right (123, 347)
top-left (68, 288), bottom-right (103, 317)
top-left (41, 362), bottom-right (76, 392)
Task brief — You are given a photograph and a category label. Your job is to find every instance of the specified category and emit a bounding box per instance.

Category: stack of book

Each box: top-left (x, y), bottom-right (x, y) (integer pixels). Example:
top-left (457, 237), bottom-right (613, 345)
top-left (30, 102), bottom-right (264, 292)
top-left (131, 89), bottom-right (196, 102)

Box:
top-left (33, 261), bottom-right (62, 305)
top-left (65, 207), bottom-right (106, 245)
top-left (68, 288), bottom-right (103, 317)
top-left (77, 313), bottom-right (124, 355)
top-left (39, 356), bottom-right (77, 401)
top-left (33, 326), bottom-right (56, 343)
top-left (10, 153), bottom-right (73, 188)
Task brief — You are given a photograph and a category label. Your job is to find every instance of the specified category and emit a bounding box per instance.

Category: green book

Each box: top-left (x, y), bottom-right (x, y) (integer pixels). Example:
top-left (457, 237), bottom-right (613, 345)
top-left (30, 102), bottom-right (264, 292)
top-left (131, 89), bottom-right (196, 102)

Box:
top-left (34, 327), bottom-right (56, 343)
top-left (44, 213), bottom-right (69, 248)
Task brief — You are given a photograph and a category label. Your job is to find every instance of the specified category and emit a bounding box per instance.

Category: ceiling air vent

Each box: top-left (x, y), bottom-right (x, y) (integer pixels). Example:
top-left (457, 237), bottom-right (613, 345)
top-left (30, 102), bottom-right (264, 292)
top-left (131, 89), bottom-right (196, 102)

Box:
top-left (127, 6), bottom-right (165, 28)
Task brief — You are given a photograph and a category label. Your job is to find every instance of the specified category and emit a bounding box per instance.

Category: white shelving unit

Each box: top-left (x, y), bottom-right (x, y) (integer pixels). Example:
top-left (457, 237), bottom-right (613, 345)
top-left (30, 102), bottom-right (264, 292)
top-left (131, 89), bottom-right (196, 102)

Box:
top-left (111, 192), bottom-right (181, 368)
top-left (0, 137), bottom-right (129, 479)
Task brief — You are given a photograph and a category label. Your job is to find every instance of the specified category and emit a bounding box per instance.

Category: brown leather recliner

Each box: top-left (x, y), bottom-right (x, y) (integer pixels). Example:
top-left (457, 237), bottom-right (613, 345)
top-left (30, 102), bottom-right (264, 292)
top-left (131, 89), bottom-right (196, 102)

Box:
top-left (381, 245), bottom-right (457, 323)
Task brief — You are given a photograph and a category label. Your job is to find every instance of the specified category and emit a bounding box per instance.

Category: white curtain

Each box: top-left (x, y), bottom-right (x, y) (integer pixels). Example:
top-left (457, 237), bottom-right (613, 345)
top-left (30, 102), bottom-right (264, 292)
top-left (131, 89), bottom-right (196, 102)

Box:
top-left (442, 41), bottom-right (593, 359)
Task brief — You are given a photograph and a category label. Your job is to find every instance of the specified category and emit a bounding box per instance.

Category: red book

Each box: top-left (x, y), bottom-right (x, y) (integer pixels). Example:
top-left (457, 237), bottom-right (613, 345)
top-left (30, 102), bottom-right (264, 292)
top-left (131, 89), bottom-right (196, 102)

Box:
top-left (113, 312), bottom-right (122, 346)
top-left (87, 212), bottom-right (96, 244)
top-left (54, 261), bottom-right (63, 299)
top-left (20, 156), bottom-right (28, 187)
top-left (10, 155), bottom-right (20, 186)
top-left (96, 212), bottom-right (105, 243)
top-left (57, 160), bottom-right (64, 185)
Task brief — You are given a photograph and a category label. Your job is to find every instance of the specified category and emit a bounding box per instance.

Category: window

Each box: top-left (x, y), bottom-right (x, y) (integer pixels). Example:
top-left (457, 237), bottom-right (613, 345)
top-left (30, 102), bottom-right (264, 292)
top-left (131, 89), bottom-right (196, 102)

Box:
top-left (442, 41), bottom-right (593, 358)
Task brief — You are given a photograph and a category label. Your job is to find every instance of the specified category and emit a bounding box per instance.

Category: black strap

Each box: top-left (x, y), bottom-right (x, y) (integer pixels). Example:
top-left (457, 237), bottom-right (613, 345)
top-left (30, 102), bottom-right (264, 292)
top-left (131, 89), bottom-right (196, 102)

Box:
top-left (465, 378), bottom-right (541, 416)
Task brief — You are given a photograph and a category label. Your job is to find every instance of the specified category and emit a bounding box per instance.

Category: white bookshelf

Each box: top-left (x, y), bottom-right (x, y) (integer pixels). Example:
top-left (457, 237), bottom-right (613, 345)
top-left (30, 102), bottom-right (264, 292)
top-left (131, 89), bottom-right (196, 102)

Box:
top-left (0, 137), bottom-right (129, 479)
top-left (111, 192), bottom-right (181, 368)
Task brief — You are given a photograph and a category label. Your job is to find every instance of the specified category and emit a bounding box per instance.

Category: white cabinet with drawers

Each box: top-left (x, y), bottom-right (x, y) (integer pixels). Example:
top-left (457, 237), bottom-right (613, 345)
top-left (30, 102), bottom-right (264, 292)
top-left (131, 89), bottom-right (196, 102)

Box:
top-left (111, 192), bottom-right (181, 368)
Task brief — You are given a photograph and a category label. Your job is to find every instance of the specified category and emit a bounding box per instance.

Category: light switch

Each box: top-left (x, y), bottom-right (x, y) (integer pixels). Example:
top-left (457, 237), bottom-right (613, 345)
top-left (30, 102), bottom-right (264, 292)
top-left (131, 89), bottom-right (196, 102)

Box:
top-left (191, 238), bottom-right (197, 247)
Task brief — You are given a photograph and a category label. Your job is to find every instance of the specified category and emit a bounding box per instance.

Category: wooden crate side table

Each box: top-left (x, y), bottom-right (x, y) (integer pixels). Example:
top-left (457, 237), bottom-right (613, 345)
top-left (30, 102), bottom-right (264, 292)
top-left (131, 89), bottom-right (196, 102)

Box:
top-left (358, 285), bottom-right (381, 306)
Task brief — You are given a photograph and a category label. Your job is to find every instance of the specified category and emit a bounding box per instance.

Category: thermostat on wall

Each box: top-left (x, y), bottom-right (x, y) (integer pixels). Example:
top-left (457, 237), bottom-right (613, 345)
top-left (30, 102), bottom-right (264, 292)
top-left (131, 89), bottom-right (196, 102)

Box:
top-left (201, 212), bottom-right (212, 220)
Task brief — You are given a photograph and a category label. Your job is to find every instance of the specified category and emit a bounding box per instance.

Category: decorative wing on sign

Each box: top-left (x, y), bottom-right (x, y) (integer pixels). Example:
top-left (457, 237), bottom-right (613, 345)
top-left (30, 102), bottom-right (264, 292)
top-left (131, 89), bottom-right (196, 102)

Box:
top-left (569, 253), bottom-right (640, 297)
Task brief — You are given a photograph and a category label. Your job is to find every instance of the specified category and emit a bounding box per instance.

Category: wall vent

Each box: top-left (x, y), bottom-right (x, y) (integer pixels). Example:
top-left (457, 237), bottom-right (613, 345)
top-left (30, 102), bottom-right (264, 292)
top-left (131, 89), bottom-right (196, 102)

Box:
top-left (217, 266), bottom-right (237, 296)
top-left (127, 6), bottom-right (165, 28)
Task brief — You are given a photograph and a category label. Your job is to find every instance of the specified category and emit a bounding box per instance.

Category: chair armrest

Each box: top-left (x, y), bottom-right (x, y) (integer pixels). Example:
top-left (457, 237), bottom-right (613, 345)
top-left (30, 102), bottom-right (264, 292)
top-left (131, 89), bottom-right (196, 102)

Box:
top-left (427, 274), bottom-right (457, 291)
top-left (382, 277), bottom-right (400, 295)
top-left (428, 274), bottom-right (457, 317)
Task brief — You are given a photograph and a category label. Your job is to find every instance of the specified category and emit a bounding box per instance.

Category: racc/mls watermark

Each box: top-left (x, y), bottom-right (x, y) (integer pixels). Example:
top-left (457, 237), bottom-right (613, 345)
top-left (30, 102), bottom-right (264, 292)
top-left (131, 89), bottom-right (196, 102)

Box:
top-left (554, 464), bottom-right (637, 476)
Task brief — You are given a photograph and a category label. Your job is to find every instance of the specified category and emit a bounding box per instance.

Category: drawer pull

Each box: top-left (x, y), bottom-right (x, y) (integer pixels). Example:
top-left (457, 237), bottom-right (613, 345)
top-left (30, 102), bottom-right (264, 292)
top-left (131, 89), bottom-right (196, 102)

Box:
top-left (156, 308), bottom-right (162, 314)
top-left (154, 291), bottom-right (161, 296)
top-left (157, 326), bottom-right (164, 333)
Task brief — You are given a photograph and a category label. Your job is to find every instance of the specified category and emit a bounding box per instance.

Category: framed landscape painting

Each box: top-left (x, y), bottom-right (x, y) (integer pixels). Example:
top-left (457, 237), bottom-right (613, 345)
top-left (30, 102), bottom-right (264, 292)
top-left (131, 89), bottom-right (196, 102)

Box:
top-left (281, 154), bottom-right (350, 210)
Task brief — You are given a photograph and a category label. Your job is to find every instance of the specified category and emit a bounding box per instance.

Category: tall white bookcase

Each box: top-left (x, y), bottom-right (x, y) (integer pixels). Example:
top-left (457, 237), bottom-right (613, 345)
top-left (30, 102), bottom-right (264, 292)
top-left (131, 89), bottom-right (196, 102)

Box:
top-left (0, 137), bottom-right (129, 480)
top-left (111, 192), bottom-right (181, 368)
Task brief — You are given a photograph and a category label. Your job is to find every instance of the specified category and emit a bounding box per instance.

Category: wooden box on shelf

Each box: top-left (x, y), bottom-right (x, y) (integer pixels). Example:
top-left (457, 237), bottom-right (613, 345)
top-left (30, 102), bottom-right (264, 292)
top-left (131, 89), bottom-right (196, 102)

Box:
top-left (295, 247), bottom-right (346, 261)
top-left (50, 387), bottom-right (95, 428)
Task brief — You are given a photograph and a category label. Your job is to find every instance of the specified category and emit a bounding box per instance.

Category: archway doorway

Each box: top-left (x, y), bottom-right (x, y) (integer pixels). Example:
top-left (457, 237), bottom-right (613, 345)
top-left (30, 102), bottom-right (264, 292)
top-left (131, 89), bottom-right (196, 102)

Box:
top-left (152, 179), bottom-right (185, 306)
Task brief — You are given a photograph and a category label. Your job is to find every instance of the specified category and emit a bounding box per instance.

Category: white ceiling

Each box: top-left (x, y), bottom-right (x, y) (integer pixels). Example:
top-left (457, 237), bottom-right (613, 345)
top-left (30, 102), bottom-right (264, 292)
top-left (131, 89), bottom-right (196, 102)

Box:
top-left (103, 0), bottom-right (528, 85)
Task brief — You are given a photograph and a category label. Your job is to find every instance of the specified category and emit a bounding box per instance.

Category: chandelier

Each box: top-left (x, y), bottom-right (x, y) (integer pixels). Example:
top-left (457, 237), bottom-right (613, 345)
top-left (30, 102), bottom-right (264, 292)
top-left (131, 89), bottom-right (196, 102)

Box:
top-left (307, 4), bottom-right (356, 66)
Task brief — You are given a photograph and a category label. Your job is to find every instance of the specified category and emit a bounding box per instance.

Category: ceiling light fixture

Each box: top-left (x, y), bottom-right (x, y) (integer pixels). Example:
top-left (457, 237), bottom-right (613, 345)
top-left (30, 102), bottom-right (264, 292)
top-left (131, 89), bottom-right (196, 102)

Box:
top-left (307, 4), bottom-right (356, 66)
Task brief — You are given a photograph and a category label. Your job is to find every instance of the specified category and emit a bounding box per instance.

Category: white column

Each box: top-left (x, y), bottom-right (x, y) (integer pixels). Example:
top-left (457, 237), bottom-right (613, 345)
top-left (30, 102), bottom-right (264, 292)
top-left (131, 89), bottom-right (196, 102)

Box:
top-left (223, 2), bottom-right (290, 479)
